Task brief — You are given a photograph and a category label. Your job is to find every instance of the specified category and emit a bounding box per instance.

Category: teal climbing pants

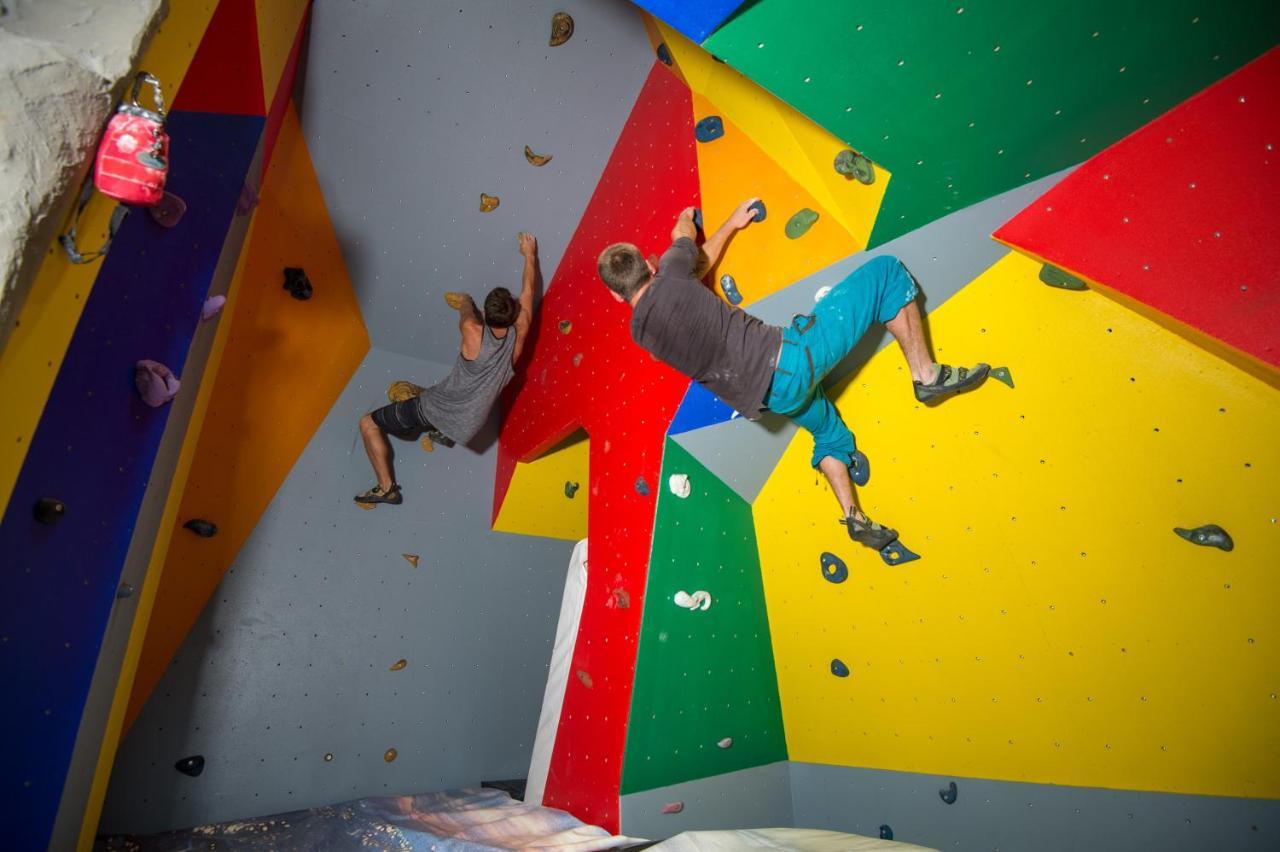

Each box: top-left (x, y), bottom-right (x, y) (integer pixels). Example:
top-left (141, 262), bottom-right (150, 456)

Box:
top-left (765, 255), bottom-right (919, 469)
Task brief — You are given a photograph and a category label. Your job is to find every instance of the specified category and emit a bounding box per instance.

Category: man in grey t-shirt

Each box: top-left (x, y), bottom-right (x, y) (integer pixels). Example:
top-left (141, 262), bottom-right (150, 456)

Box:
top-left (354, 232), bottom-right (540, 507)
top-left (598, 201), bottom-right (989, 550)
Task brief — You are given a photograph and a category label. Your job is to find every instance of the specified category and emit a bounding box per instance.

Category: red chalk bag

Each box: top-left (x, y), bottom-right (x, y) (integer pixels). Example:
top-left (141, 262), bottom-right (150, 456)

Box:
top-left (94, 72), bottom-right (169, 206)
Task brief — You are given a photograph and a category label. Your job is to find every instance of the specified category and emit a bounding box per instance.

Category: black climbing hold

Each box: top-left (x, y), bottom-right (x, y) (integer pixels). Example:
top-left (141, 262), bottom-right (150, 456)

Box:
top-left (1173, 524), bottom-right (1233, 552)
top-left (564, 481), bottom-right (579, 498)
top-left (833, 149), bottom-right (876, 185)
top-left (184, 518), bottom-right (218, 538)
top-left (635, 476), bottom-right (650, 496)
top-left (656, 42), bottom-right (672, 66)
top-left (748, 200), bottom-right (767, 222)
top-left (990, 366), bottom-right (1015, 388)
top-left (719, 274), bottom-right (743, 306)
top-left (33, 497), bottom-right (66, 525)
top-left (940, 781), bottom-right (958, 804)
top-left (879, 825), bottom-right (893, 841)
top-left (830, 658), bottom-right (850, 677)
top-left (785, 208), bottom-right (819, 239)
top-left (691, 208), bottom-right (703, 230)
top-left (695, 116), bottom-right (724, 143)
top-left (820, 551), bottom-right (848, 584)
top-left (1039, 264), bottom-right (1087, 291)
top-left (880, 539), bottom-right (921, 566)
top-left (849, 450), bottom-right (870, 487)
top-left (175, 755), bottom-right (205, 777)
top-left (282, 267), bottom-right (313, 300)
top-left (116, 583), bottom-right (135, 599)
top-left (712, 55), bottom-right (726, 64)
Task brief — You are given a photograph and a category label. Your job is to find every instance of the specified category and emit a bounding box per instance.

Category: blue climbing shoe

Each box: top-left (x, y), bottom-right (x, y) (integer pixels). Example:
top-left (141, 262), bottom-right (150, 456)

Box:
top-left (841, 513), bottom-right (898, 550)
top-left (913, 363), bottom-right (990, 405)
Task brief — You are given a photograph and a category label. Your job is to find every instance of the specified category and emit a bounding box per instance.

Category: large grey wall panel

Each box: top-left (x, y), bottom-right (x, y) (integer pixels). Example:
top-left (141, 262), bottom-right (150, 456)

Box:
top-left (101, 348), bottom-right (573, 834)
top-left (300, 0), bottom-right (655, 365)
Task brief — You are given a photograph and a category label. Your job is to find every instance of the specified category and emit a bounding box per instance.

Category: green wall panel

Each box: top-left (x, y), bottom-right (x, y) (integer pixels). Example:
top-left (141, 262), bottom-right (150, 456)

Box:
top-left (703, 0), bottom-right (1280, 246)
top-left (621, 439), bottom-right (786, 794)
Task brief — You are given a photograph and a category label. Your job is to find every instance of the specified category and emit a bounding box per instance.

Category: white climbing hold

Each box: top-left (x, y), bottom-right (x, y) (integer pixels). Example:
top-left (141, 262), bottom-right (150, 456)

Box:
top-left (668, 473), bottom-right (692, 499)
top-left (814, 286), bottom-right (832, 302)
top-left (717, 737), bottom-right (733, 749)
top-left (674, 590), bottom-right (712, 611)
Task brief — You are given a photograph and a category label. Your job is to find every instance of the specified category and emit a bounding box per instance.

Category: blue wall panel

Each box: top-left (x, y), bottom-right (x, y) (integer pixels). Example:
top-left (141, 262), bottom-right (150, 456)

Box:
top-left (631, 0), bottom-right (748, 43)
top-left (667, 381), bottom-right (738, 436)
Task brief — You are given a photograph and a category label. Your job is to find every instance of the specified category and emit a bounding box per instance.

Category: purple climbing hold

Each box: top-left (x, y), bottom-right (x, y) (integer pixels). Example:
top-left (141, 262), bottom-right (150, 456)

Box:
top-left (201, 294), bottom-right (226, 322)
top-left (236, 181), bottom-right (259, 215)
top-left (149, 191), bottom-right (187, 228)
top-left (748, 200), bottom-right (767, 222)
top-left (135, 359), bottom-right (180, 407)
top-left (695, 115), bottom-right (724, 143)
top-left (175, 755), bottom-right (205, 777)
top-left (830, 658), bottom-right (850, 677)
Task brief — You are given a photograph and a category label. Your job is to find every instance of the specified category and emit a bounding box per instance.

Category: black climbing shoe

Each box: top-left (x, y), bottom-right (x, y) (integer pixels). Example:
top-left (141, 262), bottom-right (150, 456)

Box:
top-left (913, 363), bottom-right (991, 405)
top-left (841, 514), bottom-right (898, 550)
top-left (354, 484), bottom-right (402, 506)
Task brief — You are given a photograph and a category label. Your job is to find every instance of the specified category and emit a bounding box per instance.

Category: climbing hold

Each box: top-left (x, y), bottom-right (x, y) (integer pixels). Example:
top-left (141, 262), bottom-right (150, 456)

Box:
top-left (668, 473), bottom-right (692, 499)
top-left (572, 353), bottom-right (583, 367)
top-left (1039, 264), bottom-right (1088, 290)
top-left (174, 755), bottom-right (205, 777)
top-left (830, 658), bottom-right (850, 678)
top-left (32, 497), bottom-right (66, 525)
top-left (565, 481), bottom-right (580, 498)
top-left (820, 551), bottom-right (848, 584)
top-left (183, 518), bottom-right (218, 538)
top-left (549, 11), bottom-right (574, 46)
top-left (201, 294), bottom-right (226, 322)
top-left (719, 274), bottom-right (743, 306)
top-left (421, 435), bottom-right (434, 453)
top-left (149, 191), bottom-right (186, 228)
top-left (674, 590), bottom-right (712, 611)
top-left (833, 149), bottom-right (876, 185)
top-left (940, 781), bottom-right (958, 804)
top-left (717, 737), bottom-right (733, 749)
top-left (662, 802), bottom-right (684, 814)
top-left (785, 208), bottom-right (819, 239)
top-left (135, 359), bottom-right (180, 407)
top-left (524, 145), bottom-right (553, 167)
top-left (402, 553), bottom-right (420, 568)
top-left (609, 588), bottom-right (630, 609)
top-left (479, 193), bottom-right (500, 213)
top-left (282, 266), bottom-right (312, 300)
top-left (656, 42), bottom-right (673, 66)
top-left (694, 116), bottom-right (724, 143)
top-left (444, 292), bottom-right (467, 310)
top-left (850, 450), bottom-right (870, 487)
top-left (814, 286), bottom-right (831, 303)
top-left (1174, 524), bottom-right (1234, 552)
top-left (691, 208), bottom-right (703, 230)
top-left (324, 752), bottom-right (334, 762)
top-left (389, 658), bottom-right (408, 671)
top-left (558, 319), bottom-right (572, 334)
top-left (576, 670), bottom-right (594, 689)
top-left (236, 181), bottom-right (259, 215)
top-left (116, 583), bottom-right (135, 599)
top-left (635, 476), bottom-right (650, 496)
top-left (879, 825), bottom-right (893, 841)
top-left (383, 748), bottom-right (398, 763)
top-left (748, 200), bottom-right (767, 222)
top-left (880, 539), bottom-right (921, 565)
top-left (990, 366), bottom-right (1015, 388)
top-left (357, 503), bottom-right (375, 511)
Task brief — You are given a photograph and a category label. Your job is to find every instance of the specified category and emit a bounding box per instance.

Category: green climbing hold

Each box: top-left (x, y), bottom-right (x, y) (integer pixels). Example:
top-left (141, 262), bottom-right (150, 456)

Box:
top-left (833, 149), bottom-right (875, 184)
top-left (565, 481), bottom-right (580, 498)
top-left (785, 208), bottom-right (819, 239)
top-left (1173, 524), bottom-right (1233, 552)
top-left (990, 366), bottom-right (1014, 388)
top-left (1039, 264), bottom-right (1088, 290)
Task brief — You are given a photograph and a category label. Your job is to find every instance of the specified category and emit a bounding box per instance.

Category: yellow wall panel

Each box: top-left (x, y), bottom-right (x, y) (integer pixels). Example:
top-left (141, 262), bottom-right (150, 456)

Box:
top-left (754, 251), bottom-right (1280, 799)
top-left (493, 431), bottom-right (589, 542)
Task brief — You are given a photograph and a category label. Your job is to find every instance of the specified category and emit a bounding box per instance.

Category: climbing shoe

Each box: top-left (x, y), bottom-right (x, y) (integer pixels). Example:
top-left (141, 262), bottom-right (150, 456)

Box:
top-left (913, 363), bottom-right (991, 405)
top-left (841, 514), bottom-right (898, 550)
top-left (354, 484), bottom-right (402, 506)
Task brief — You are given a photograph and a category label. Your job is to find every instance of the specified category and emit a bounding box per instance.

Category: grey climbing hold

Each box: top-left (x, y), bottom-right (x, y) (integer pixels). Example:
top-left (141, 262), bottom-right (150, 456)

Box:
top-left (33, 497), bottom-right (66, 525)
top-left (820, 551), bottom-right (848, 584)
top-left (692, 208), bottom-right (703, 230)
top-left (834, 149), bottom-right (876, 184)
top-left (880, 539), bottom-right (921, 565)
top-left (785, 208), bottom-right (819, 239)
top-left (175, 755), bottom-right (205, 777)
top-left (719, 274), bottom-right (743, 305)
top-left (940, 781), bottom-right (958, 804)
top-left (1174, 524), bottom-right (1234, 552)
top-left (850, 450), bottom-right (870, 487)
top-left (990, 366), bottom-right (1015, 388)
top-left (635, 476), bottom-right (650, 496)
top-left (879, 825), bottom-right (893, 841)
top-left (830, 658), bottom-right (850, 677)
top-left (184, 518), bottom-right (218, 538)
top-left (656, 42), bottom-right (672, 66)
top-left (748, 200), bottom-right (767, 222)
top-left (565, 481), bottom-right (579, 498)
top-left (1039, 264), bottom-right (1088, 290)
top-left (695, 116), bottom-right (724, 143)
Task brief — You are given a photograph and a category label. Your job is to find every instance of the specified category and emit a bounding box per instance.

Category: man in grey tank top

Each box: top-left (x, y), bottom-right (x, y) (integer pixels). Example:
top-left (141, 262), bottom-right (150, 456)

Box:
top-left (598, 202), bottom-right (989, 551)
top-left (354, 233), bottom-right (540, 506)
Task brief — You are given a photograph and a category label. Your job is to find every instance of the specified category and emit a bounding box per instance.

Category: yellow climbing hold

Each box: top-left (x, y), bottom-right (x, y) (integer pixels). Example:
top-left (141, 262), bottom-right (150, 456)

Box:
top-left (524, 145), bottom-right (553, 166)
top-left (480, 193), bottom-right (500, 212)
top-left (383, 748), bottom-right (398, 762)
top-left (389, 658), bottom-right (407, 671)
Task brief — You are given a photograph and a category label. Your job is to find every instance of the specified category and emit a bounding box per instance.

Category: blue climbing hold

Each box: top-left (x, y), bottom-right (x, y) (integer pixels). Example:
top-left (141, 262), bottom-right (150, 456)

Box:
top-left (820, 551), bottom-right (848, 584)
top-left (830, 658), bottom-right (850, 677)
top-left (879, 825), bottom-right (893, 841)
top-left (749, 200), bottom-right (767, 222)
top-left (656, 43), bottom-right (673, 66)
top-left (692, 208), bottom-right (703, 230)
top-left (635, 476), bottom-right (650, 496)
top-left (695, 115), bottom-right (724, 143)
top-left (940, 781), bottom-right (958, 804)
top-left (719, 274), bottom-right (743, 306)
top-left (1174, 524), bottom-right (1233, 552)
top-left (879, 539), bottom-right (920, 566)
top-left (849, 450), bottom-right (870, 487)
